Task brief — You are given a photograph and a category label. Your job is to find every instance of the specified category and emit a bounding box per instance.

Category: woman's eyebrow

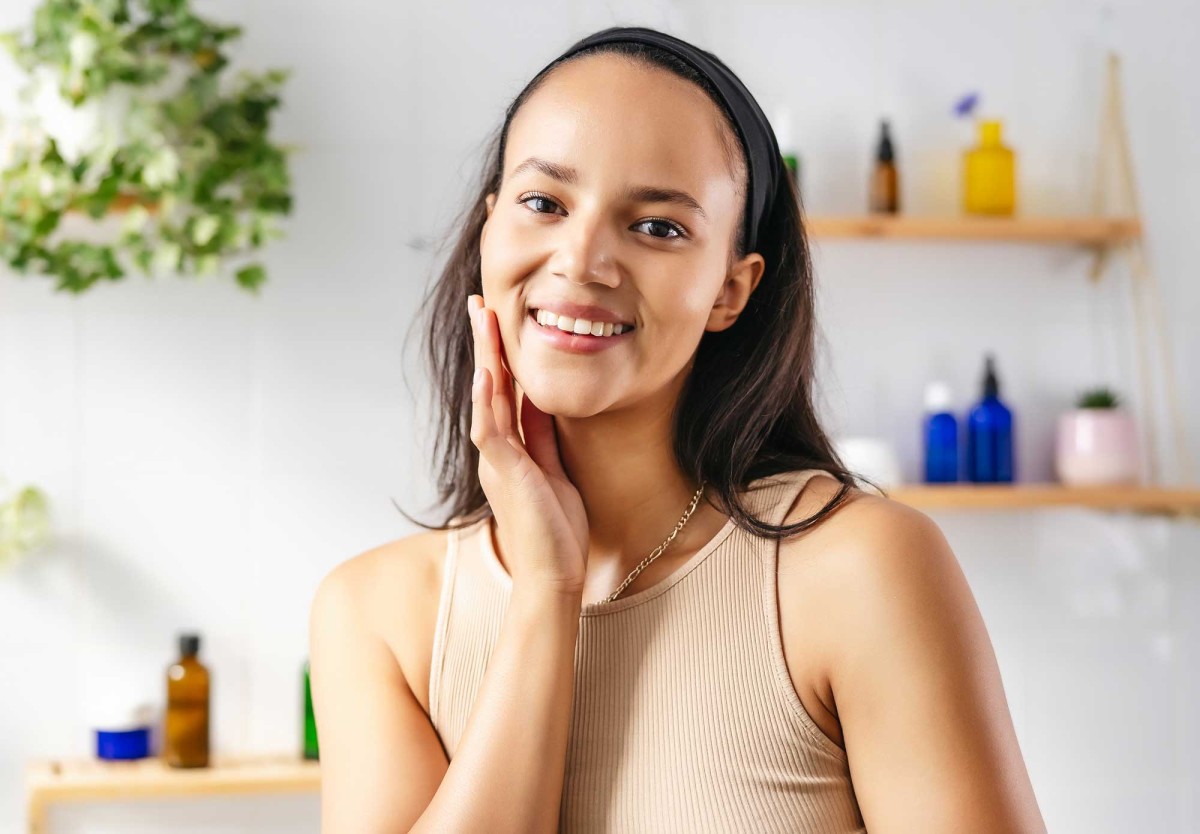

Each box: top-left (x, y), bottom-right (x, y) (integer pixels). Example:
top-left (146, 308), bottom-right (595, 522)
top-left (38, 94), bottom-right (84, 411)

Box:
top-left (509, 156), bottom-right (708, 221)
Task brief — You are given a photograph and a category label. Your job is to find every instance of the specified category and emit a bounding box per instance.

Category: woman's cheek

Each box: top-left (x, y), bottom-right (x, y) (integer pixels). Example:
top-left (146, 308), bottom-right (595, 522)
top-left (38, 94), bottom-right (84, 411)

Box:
top-left (483, 223), bottom-right (545, 289)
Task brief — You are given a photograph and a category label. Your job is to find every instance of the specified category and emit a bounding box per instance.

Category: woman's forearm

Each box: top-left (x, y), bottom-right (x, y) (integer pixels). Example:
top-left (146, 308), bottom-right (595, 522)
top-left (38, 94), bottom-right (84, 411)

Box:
top-left (410, 586), bottom-right (581, 834)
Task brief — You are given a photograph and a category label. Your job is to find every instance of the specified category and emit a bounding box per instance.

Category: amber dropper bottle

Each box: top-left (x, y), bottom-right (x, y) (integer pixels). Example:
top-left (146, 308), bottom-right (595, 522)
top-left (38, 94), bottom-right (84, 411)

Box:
top-left (164, 633), bottom-right (210, 768)
top-left (869, 118), bottom-right (900, 214)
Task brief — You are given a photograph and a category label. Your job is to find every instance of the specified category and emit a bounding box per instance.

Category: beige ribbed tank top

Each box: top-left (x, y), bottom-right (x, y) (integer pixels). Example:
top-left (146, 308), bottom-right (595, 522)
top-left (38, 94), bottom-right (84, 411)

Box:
top-left (429, 469), bottom-right (867, 833)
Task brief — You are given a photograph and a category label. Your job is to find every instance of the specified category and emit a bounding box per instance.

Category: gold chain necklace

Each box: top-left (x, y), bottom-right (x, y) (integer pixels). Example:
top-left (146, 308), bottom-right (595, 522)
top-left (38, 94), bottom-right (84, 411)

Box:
top-left (601, 481), bottom-right (707, 604)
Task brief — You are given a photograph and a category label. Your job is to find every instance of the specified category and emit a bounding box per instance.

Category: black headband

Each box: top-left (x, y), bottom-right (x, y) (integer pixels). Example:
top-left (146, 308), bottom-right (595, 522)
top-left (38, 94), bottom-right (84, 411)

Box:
top-left (512, 26), bottom-right (784, 255)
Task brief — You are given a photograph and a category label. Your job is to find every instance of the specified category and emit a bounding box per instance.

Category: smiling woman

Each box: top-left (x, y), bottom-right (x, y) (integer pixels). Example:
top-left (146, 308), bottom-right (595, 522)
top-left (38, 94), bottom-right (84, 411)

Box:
top-left (309, 24), bottom-right (1047, 834)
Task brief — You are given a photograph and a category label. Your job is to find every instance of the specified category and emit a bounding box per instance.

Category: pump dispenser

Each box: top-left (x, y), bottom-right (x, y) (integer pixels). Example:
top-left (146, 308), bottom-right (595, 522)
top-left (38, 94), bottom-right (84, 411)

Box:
top-left (966, 354), bottom-right (1014, 482)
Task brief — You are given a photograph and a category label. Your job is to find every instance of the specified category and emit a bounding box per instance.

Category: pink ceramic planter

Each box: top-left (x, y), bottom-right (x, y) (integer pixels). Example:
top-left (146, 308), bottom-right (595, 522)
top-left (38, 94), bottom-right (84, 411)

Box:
top-left (1054, 408), bottom-right (1141, 485)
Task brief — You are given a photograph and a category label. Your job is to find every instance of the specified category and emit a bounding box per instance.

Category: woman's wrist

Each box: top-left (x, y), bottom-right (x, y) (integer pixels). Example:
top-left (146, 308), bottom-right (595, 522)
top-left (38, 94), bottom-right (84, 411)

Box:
top-left (509, 581), bottom-right (584, 619)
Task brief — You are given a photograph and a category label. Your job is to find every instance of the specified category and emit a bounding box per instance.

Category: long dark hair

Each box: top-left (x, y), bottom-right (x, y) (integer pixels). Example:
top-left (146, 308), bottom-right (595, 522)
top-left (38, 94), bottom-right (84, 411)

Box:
top-left (398, 36), bottom-right (883, 539)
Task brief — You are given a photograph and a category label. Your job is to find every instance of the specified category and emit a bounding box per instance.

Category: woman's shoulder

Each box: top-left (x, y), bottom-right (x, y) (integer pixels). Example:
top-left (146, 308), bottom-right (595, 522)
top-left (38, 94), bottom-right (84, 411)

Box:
top-left (316, 527), bottom-right (449, 617)
top-left (775, 471), bottom-right (961, 746)
top-left (311, 526), bottom-right (453, 712)
top-left (777, 468), bottom-right (945, 576)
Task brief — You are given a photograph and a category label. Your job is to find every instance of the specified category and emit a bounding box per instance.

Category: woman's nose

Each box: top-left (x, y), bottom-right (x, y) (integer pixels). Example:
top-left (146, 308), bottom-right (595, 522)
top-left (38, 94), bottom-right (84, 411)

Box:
top-left (548, 211), bottom-right (621, 288)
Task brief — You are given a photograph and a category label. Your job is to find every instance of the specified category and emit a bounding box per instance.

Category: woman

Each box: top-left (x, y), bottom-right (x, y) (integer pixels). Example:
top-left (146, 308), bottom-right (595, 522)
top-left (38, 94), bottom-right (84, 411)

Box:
top-left (310, 26), bottom-right (1046, 833)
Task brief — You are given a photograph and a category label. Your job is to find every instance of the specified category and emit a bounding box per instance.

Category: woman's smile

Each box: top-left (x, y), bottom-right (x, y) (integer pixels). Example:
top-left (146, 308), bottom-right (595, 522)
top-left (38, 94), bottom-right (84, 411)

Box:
top-left (525, 307), bottom-right (635, 354)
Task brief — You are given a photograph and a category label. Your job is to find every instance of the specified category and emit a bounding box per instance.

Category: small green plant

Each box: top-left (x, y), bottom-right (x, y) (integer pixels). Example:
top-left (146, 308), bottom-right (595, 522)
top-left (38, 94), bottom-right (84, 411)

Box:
top-left (0, 483), bottom-right (50, 568)
top-left (1075, 386), bottom-right (1122, 409)
top-left (0, 0), bottom-right (294, 293)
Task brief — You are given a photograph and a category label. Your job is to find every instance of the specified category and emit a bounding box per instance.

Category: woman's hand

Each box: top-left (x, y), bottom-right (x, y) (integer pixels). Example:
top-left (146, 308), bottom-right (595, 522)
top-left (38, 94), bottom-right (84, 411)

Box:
top-left (468, 294), bottom-right (588, 597)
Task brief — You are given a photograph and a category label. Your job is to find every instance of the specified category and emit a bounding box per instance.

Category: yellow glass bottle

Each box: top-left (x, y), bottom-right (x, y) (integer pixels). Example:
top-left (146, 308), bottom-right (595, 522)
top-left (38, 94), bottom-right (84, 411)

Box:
top-left (963, 119), bottom-right (1015, 215)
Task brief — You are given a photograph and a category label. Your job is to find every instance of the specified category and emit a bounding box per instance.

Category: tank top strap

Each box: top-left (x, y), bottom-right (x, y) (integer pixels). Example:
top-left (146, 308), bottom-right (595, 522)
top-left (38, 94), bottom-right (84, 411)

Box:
top-left (427, 516), bottom-right (464, 728)
top-left (756, 468), bottom-right (854, 762)
top-left (739, 467), bottom-right (831, 528)
top-left (428, 514), bottom-right (511, 755)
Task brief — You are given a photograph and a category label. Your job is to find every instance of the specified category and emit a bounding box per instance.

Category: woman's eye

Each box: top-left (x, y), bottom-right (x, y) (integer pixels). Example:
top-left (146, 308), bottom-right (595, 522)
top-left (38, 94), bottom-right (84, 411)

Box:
top-left (518, 193), bottom-right (564, 215)
top-left (516, 193), bottom-right (686, 240)
top-left (634, 218), bottom-right (686, 240)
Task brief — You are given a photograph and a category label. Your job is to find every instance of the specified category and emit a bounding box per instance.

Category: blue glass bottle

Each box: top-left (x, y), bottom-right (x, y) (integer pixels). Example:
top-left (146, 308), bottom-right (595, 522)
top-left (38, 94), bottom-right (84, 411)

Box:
top-left (966, 354), bottom-right (1014, 482)
top-left (923, 381), bottom-right (959, 482)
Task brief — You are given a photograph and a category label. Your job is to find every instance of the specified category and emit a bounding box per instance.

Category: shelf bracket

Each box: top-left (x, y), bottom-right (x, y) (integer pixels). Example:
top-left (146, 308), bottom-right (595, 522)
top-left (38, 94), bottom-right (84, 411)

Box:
top-left (1089, 51), bottom-right (1194, 487)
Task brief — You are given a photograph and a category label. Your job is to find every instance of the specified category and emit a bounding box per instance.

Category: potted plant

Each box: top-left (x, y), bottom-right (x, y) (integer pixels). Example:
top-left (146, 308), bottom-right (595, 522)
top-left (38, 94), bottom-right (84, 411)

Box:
top-left (1054, 386), bottom-right (1141, 485)
top-left (0, 0), bottom-right (294, 294)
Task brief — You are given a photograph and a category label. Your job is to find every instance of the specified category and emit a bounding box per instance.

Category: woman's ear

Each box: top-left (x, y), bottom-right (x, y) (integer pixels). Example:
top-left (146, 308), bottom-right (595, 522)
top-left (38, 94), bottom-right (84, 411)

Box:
top-left (707, 253), bottom-right (765, 332)
top-left (481, 192), bottom-right (497, 249)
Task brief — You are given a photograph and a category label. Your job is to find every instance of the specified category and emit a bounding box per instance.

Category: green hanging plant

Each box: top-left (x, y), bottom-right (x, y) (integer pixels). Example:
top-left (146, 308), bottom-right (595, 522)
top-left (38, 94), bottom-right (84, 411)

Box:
top-left (0, 0), bottom-right (295, 294)
top-left (0, 481), bottom-right (50, 569)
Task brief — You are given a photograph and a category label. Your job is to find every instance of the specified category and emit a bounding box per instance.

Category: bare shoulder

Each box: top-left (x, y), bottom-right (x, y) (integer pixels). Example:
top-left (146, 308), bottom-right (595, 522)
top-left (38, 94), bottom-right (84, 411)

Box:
top-left (309, 528), bottom-right (454, 830)
top-left (777, 470), bottom-right (955, 610)
top-left (778, 473), bottom-right (973, 652)
top-left (311, 526), bottom-right (450, 715)
top-left (778, 472), bottom-right (1046, 831)
top-left (774, 473), bottom-right (907, 747)
top-left (776, 472), bottom-right (964, 699)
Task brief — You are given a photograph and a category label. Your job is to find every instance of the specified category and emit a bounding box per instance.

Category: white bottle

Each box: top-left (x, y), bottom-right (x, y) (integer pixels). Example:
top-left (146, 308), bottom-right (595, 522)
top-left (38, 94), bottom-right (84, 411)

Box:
top-left (923, 381), bottom-right (959, 483)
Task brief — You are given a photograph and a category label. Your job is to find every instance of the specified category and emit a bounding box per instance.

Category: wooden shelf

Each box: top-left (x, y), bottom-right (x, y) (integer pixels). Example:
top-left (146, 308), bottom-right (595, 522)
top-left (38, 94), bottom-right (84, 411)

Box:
top-left (26, 754), bottom-right (318, 804)
top-left (807, 215), bottom-right (1142, 244)
top-left (882, 483), bottom-right (1200, 516)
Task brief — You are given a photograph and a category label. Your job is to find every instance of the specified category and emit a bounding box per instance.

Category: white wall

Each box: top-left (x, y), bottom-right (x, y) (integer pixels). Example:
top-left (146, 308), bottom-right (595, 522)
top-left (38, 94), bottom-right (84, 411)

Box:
top-left (1, 1), bottom-right (1196, 831)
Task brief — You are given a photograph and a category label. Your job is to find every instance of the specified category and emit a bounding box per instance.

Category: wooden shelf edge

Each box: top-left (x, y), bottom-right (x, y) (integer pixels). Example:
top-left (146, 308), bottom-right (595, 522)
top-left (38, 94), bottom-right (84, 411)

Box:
top-left (26, 755), bottom-right (319, 802)
top-left (881, 483), bottom-right (1200, 516)
top-left (807, 215), bottom-right (1142, 243)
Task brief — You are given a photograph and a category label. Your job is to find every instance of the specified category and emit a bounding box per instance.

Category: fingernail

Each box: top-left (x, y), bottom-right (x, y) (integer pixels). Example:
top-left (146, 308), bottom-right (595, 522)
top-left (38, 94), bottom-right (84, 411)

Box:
top-left (473, 367), bottom-right (484, 391)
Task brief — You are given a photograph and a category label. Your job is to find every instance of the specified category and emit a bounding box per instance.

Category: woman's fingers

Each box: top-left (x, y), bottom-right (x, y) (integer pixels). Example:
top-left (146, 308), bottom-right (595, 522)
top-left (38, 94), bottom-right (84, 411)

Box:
top-left (471, 366), bottom-right (522, 471)
top-left (469, 297), bottom-right (503, 433)
top-left (520, 392), bottom-right (565, 477)
top-left (469, 295), bottom-right (519, 438)
top-left (479, 308), bottom-right (516, 436)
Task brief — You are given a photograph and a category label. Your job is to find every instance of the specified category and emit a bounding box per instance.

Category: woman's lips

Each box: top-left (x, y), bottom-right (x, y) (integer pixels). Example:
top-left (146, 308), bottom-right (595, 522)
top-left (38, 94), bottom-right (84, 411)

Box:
top-left (525, 309), bottom-right (633, 354)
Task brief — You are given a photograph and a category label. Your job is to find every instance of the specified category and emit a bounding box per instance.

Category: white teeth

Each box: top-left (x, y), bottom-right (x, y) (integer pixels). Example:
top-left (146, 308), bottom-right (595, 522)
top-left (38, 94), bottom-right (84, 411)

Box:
top-left (534, 309), bottom-right (631, 337)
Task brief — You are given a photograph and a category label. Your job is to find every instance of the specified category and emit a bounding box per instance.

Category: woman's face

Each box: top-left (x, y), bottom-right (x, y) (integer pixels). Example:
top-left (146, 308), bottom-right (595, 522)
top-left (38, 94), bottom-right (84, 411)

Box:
top-left (479, 53), bottom-right (764, 418)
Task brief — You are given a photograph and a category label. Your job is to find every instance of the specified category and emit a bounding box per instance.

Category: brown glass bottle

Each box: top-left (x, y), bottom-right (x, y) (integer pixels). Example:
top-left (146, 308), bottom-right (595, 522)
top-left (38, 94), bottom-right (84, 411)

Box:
top-left (164, 633), bottom-right (210, 768)
top-left (869, 119), bottom-right (900, 214)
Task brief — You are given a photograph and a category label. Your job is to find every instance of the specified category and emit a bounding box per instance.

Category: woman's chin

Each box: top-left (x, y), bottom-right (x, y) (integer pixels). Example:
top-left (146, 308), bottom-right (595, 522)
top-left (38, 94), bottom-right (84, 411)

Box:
top-left (517, 382), bottom-right (612, 419)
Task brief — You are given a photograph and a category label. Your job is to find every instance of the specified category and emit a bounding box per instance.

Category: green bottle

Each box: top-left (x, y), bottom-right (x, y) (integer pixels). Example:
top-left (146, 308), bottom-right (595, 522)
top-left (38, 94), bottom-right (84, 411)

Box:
top-left (771, 105), bottom-right (802, 198)
top-left (303, 659), bottom-right (319, 760)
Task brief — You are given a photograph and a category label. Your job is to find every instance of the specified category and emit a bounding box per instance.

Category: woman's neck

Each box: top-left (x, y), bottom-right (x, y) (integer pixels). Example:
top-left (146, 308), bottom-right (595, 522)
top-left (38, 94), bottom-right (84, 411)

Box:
top-left (549, 394), bottom-right (724, 600)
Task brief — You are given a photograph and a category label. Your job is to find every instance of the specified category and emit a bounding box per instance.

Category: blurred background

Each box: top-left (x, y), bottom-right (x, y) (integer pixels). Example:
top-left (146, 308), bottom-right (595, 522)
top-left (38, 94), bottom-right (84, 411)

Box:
top-left (1, 0), bottom-right (1198, 832)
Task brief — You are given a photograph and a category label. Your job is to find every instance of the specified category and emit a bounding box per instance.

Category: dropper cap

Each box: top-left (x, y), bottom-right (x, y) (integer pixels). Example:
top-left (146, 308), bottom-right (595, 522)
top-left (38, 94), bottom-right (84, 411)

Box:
top-left (982, 353), bottom-right (1000, 398)
top-left (179, 633), bottom-right (201, 658)
top-left (877, 119), bottom-right (895, 163)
